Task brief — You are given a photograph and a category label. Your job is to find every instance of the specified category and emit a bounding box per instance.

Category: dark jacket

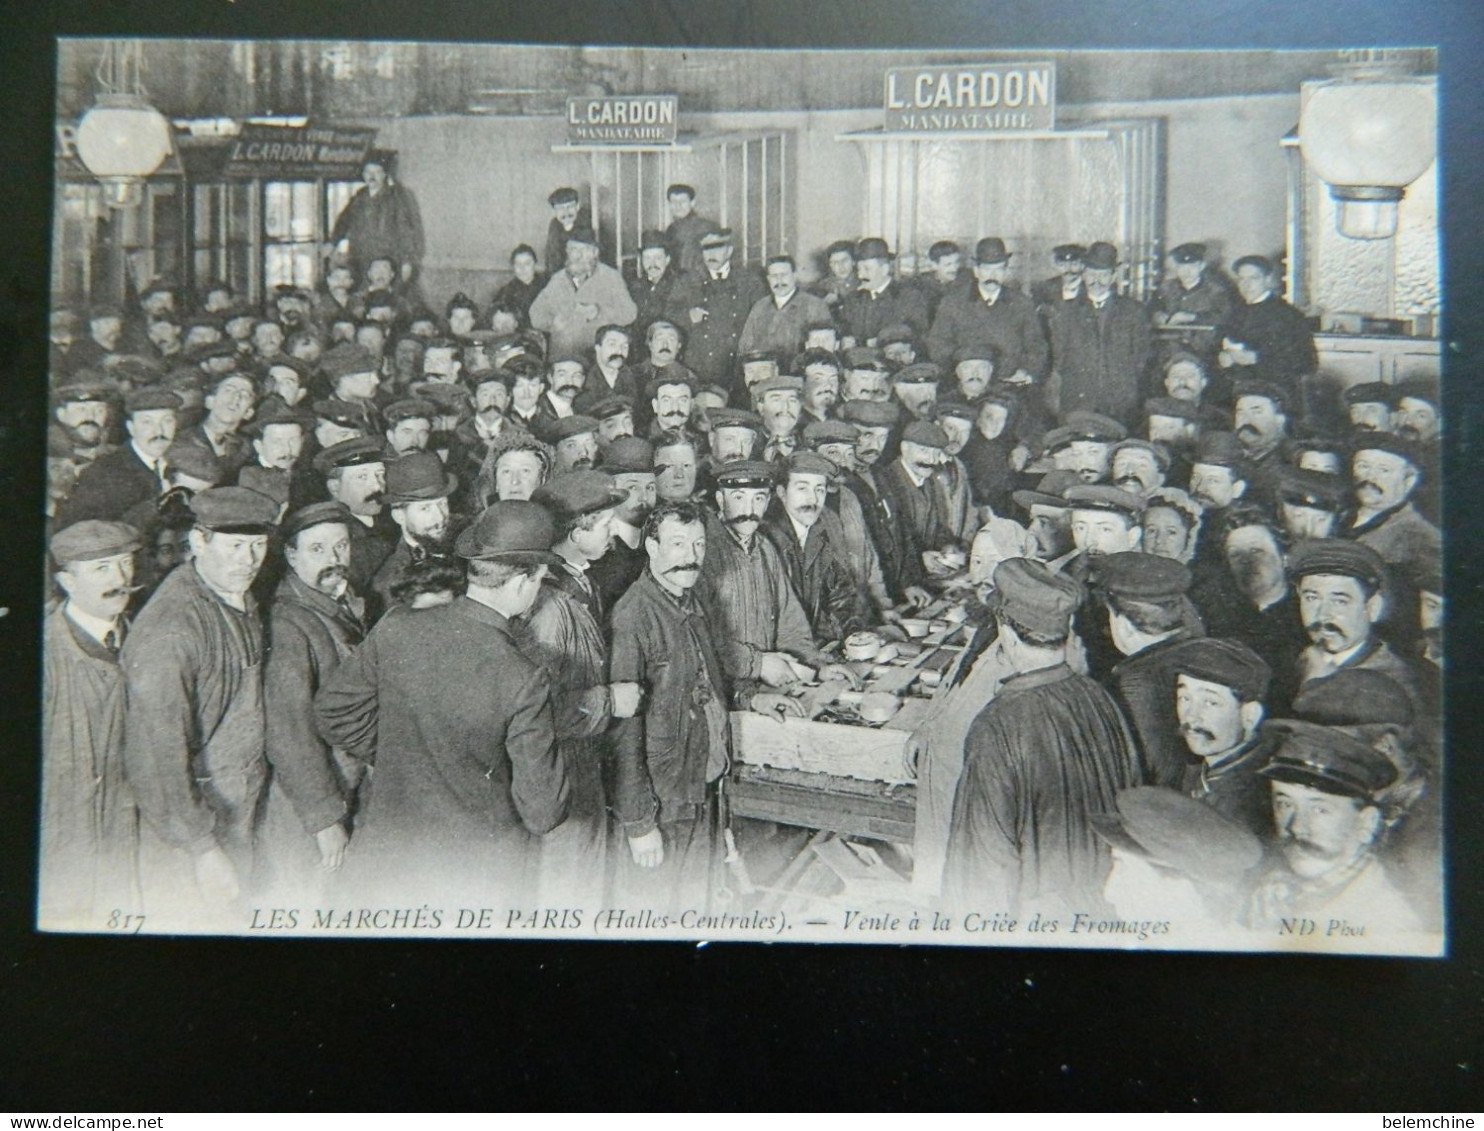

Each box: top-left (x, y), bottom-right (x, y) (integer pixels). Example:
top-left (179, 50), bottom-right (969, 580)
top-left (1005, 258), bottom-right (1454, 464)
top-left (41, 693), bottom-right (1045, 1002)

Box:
top-left (1047, 293), bottom-right (1154, 427)
top-left (671, 266), bottom-right (768, 387)
top-left (876, 459), bottom-right (954, 591)
top-left (57, 444), bottom-right (162, 528)
top-left (330, 183), bottom-right (425, 276)
top-left (628, 266), bottom-right (693, 343)
top-left (1107, 627), bottom-right (1206, 789)
top-left (761, 506), bottom-right (870, 644)
top-left (1218, 293), bottom-right (1318, 392)
top-left (927, 283), bottom-right (1049, 380)
top-left (840, 280), bottom-right (932, 347)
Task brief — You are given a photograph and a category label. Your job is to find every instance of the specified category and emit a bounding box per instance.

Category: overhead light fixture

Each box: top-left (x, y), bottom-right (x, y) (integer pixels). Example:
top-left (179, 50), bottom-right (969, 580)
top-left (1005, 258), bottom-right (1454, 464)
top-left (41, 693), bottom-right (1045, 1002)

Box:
top-left (1298, 52), bottom-right (1436, 240)
top-left (74, 41), bottom-right (174, 209)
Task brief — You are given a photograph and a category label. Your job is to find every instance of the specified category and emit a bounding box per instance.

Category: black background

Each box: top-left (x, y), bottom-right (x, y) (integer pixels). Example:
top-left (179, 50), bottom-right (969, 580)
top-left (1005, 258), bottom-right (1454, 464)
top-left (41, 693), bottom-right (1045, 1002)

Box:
top-left (3, 0), bottom-right (1482, 1112)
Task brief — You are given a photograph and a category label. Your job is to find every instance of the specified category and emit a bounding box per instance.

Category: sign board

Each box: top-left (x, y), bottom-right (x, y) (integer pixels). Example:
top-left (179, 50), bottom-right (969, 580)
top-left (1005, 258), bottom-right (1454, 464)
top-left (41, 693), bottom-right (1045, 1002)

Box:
top-left (884, 62), bottom-right (1056, 132)
top-left (566, 94), bottom-right (678, 145)
top-left (221, 123), bottom-right (376, 179)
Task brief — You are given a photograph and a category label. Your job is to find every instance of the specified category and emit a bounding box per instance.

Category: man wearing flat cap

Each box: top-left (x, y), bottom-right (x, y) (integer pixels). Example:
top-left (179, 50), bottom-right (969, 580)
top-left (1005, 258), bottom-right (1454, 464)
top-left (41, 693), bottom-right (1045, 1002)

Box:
top-left (751, 374), bottom-right (805, 463)
top-left (523, 472), bottom-right (642, 904)
top-left (320, 343), bottom-right (386, 421)
top-left (946, 557), bottom-right (1141, 916)
top-left (1152, 242), bottom-right (1236, 361)
top-left (1109, 438), bottom-right (1169, 499)
top-left (50, 376), bottom-right (116, 468)
top-left (258, 502), bottom-right (368, 898)
top-left (927, 236), bottom-right (1048, 394)
top-left (667, 227), bottom-right (766, 393)
top-left (1045, 241), bottom-right (1154, 428)
top-left (1217, 254), bottom-right (1317, 396)
top-left (316, 500), bottom-right (570, 904)
top-left (1345, 435), bottom-right (1440, 637)
top-left (57, 388), bottom-right (181, 529)
top-left (1166, 637), bottom-right (1274, 836)
top-left (840, 237), bottom-right (931, 350)
top-left (529, 225), bottom-right (638, 364)
top-left (1276, 464), bottom-right (1345, 543)
top-left (122, 487), bottom-right (280, 922)
top-left (590, 437), bottom-right (658, 609)
top-left (369, 451), bottom-right (459, 619)
top-left (40, 521), bottom-right (144, 925)
top-left (1246, 720), bottom-right (1422, 934)
top-left (1030, 244), bottom-right (1087, 313)
top-left (738, 254), bottom-right (833, 362)
top-left (315, 436), bottom-right (395, 597)
top-left (544, 414), bottom-right (602, 475)
top-left (879, 419), bottom-right (958, 591)
top-left (381, 399), bottom-right (435, 460)
top-left (1043, 410), bottom-right (1126, 486)
top-left (1344, 381), bottom-right (1397, 437)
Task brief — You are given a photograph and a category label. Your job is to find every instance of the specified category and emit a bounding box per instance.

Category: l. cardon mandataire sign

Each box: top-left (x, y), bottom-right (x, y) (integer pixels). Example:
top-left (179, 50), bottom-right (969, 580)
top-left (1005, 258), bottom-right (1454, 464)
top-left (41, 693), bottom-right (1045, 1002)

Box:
top-left (884, 62), bottom-right (1056, 132)
top-left (221, 123), bottom-right (376, 178)
top-left (566, 94), bottom-right (679, 145)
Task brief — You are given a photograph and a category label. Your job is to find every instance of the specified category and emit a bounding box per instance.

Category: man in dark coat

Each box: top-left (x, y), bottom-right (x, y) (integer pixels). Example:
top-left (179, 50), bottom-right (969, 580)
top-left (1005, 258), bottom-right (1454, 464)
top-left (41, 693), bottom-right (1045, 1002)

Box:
top-left (628, 230), bottom-right (692, 344)
top-left (946, 557), bottom-right (1143, 916)
top-left (1217, 254), bottom-right (1317, 399)
top-left (671, 228), bottom-right (766, 389)
top-left (1030, 243), bottom-right (1087, 311)
top-left (663, 184), bottom-right (722, 278)
top-left (314, 436), bottom-right (395, 609)
top-left (876, 419), bottom-right (958, 593)
top-left (56, 389), bottom-right (179, 528)
top-left (314, 500), bottom-right (570, 905)
top-left (327, 153), bottom-right (425, 284)
top-left (840, 237), bottom-right (932, 348)
top-left (590, 437), bottom-right (656, 613)
top-left (927, 237), bottom-right (1048, 388)
top-left (1151, 242), bottom-right (1236, 362)
top-left (369, 451), bottom-right (459, 619)
top-left (1046, 242), bottom-right (1153, 427)
top-left (260, 503), bottom-right (368, 898)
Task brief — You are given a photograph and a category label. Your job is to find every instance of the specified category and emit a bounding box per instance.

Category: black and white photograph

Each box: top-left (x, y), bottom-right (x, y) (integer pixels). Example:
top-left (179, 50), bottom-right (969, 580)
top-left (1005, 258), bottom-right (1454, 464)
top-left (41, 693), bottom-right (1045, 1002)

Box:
top-left (37, 37), bottom-right (1446, 955)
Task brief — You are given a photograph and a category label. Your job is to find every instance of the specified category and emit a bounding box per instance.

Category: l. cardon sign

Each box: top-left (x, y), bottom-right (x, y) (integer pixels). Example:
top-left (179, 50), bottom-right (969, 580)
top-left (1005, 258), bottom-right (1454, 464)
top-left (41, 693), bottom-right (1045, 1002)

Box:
top-left (884, 62), bottom-right (1056, 132)
top-left (221, 123), bottom-right (376, 178)
top-left (566, 95), bottom-right (678, 145)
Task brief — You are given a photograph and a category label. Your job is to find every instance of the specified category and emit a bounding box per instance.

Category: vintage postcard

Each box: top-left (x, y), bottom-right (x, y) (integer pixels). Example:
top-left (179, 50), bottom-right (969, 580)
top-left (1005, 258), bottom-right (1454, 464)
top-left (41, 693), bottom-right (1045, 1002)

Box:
top-left (39, 39), bottom-right (1443, 954)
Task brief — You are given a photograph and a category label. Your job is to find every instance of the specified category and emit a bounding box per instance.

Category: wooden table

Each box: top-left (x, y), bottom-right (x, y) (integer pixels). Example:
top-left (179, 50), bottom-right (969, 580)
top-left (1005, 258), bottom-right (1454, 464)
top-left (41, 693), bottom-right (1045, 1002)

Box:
top-left (726, 763), bottom-right (916, 843)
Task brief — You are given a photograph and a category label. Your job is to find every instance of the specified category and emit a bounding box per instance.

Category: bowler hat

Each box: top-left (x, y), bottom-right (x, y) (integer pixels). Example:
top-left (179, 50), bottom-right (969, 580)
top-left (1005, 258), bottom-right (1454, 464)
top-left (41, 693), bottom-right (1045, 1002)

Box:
top-left (1393, 376), bottom-right (1439, 407)
top-left (587, 394), bottom-right (635, 422)
top-left (991, 557), bottom-right (1083, 637)
top-left (901, 420), bottom-right (949, 449)
top-left (934, 401), bottom-right (976, 423)
top-left (974, 237), bottom-right (1011, 264)
top-left (1111, 438), bottom-right (1171, 472)
top-left (708, 408), bottom-right (763, 431)
top-left (1091, 551), bottom-right (1189, 599)
top-left (546, 414), bottom-right (602, 443)
top-left (1083, 242), bottom-right (1120, 269)
top-left (1258, 718), bottom-right (1397, 800)
top-left (601, 437), bottom-right (655, 474)
top-left (384, 451), bottom-right (457, 505)
top-left (455, 500), bottom-right (562, 565)
top-left (531, 470), bottom-right (628, 521)
top-left (50, 520), bottom-right (141, 565)
top-left (638, 229), bottom-right (669, 253)
top-left (238, 466), bottom-right (291, 508)
top-left (1350, 433), bottom-right (1424, 471)
top-left (565, 226), bottom-right (599, 248)
top-left (244, 401), bottom-right (313, 436)
top-left (877, 323), bottom-right (917, 347)
top-left (1051, 243), bottom-right (1086, 263)
top-left (752, 374), bottom-right (804, 397)
top-left (547, 187), bottom-right (580, 206)
top-left (382, 399), bottom-right (436, 429)
top-left (842, 346), bottom-right (885, 370)
top-left (955, 342), bottom-right (1001, 367)
top-left (1090, 787), bottom-right (1262, 885)
top-left (855, 237), bottom-right (894, 261)
top-left (188, 485), bottom-right (280, 532)
top-left (1168, 637), bottom-right (1271, 703)
top-left (1343, 381), bottom-right (1396, 408)
top-left (51, 378), bottom-right (115, 407)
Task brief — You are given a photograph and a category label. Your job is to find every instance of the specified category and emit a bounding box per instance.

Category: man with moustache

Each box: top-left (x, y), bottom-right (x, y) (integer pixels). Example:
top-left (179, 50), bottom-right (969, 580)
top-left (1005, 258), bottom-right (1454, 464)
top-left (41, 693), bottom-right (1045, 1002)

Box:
top-left (1108, 438), bottom-right (1170, 499)
top-left (62, 304), bottom-right (127, 374)
top-left (629, 230), bottom-right (691, 342)
top-left (546, 415), bottom-right (602, 475)
top-left (49, 378), bottom-right (115, 466)
top-left (40, 521), bottom-right (144, 925)
top-left (122, 487), bottom-right (280, 922)
top-left (240, 400), bottom-right (316, 512)
top-left (1151, 243), bottom-right (1236, 362)
top-left (811, 240), bottom-right (859, 313)
top-left (370, 451), bottom-right (459, 618)
top-left (1030, 244), bottom-right (1087, 312)
top-left (645, 370), bottom-right (698, 439)
top-left (1246, 719), bottom-right (1421, 934)
top-left (1012, 470), bottom-right (1081, 565)
top-left (58, 388), bottom-right (180, 528)
top-left (668, 228), bottom-right (765, 395)
top-left (802, 419), bottom-right (895, 619)
top-left (587, 396), bottom-right (635, 455)
top-left (932, 401), bottom-right (982, 544)
top-left (1217, 255), bottom-right (1317, 398)
top-left (591, 437), bottom-right (658, 609)
top-left (913, 240), bottom-right (970, 322)
top-left (576, 324), bottom-right (640, 413)
top-left (1045, 242), bottom-right (1153, 427)
top-left (1276, 464), bottom-right (1346, 543)
top-left (1230, 380), bottom-right (1294, 504)
top-left (752, 374), bottom-right (804, 463)
top-left (1142, 396), bottom-right (1204, 487)
top-left (540, 356), bottom-right (588, 425)
top-left (795, 349), bottom-right (842, 426)
top-left (927, 238), bottom-right (1047, 393)
top-left (327, 153), bottom-right (424, 285)
top-left (259, 502), bottom-right (368, 897)
top-left (529, 226), bottom-right (638, 364)
top-left (314, 437), bottom-right (394, 599)
top-left (878, 419), bottom-right (957, 593)
top-left (840, 354), bottom-right (893, 404)
top-left (543, 188), bottom-right (589, 286)
top-left (739, 255), bottom-right (833, 361)
top-left (501, 355), bottom-right (549, 433)
top-left (837, 399), bottom-right (927, 607)
top-left (379, 398), bottom-right (435, 460)
top-left (1168, 637), bottom-right (1274, 837)
top-left (315, 500), bottom-right (570, 905)
top-left (1185, 431), bottom-right (1254, 580)
top-left (1043, 412), bottom-right (1126, 486)
top-left (1346, 436), bottom-right (1440, 614)
top-left (840, 238), bottom-right (932, 349)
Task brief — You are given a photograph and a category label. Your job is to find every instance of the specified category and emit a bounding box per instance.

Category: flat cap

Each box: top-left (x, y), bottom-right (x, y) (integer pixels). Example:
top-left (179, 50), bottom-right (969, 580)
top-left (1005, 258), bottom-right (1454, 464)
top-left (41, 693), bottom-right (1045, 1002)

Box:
top-left (312, 398), bottom-right (376, 431)
top-left (1168, 637), bottom-right (1271, 703)
top-left (1350, 433), bottom-right (1425, 470)
top-left (382, 398), bottom-right (437, 426)
top-left (855, 237), bottom-right (893, 261)
top-left (320, 343), bottom-right (380, 379)
top-left (1393, 376), bottom-right (1439, 407)
top-left (547, 186), bottom-right (580, 206)
top-left (644, 368), bottom-right (698, 399)
top-left (901, 420), bottom-right (950, 449)
top-left (1287, 537), bottom-right (1388, 590)
top-left (164, 438), bottom-right (224, 485)
top-left (714, 459), bottom-right (778, 489)
top-left (546, 414), bottom-right (602, 443)
top-left (1276, 465), bottom-right (1346, 511)
top-left (973, 237), bottom-right (1010, 264)
top-left (280, 500), bottom-right (354, 544)
top-left (1092, 550), bottom-right (1190, 599)
top-left (312, 436), bottom-right (386, 478)
top-left (1083, 241), bottom-right (1120, 269)
top-left (601, 437), bottom-right (655, 474)
top-left (877, 323), bottom-right (917, 347)
top-left (1091, 787), bottom-right (1262, 885)
top-left (408, 382), bottom-right (473, 414)
top-left (892, 362), bottom-right (942, 386)
top-left (455, 500), bottom-right (561, 565)
top-left (1052, 243), bottom-right (1086, 262)
top-left (1232, 254), bottom-right (1275, 275)
top-left (1343, 381), bottom-right (1396, 408)
top-left (934, 400), bottom-right (976, 422)
top-left (1144, 396), bottom-right (1206, 423)
top-left (1234, 379), bottom-right (1289, 412)
top-left (839, 400), bottom-right (901, 428)
top-left (708, 408), bottom-right (764, 431)
top-left (954, 342), bottom-right (1001, 366)
top-left (991, 556), bottom-right (1083, 637)
top-left (124, 388), bottom-right (182, 415)
top-left (587, 394), bottom-right (635, 421)
top-left (384, 450), bottom-right (457, 504)
top-left (1112, 437), bottom-right (1171, 472)
top-left (1292, 669), bottom-right (1414, 729)
top-left (698, 229), bottom-right (734, 249)
top-left (51, 520), bottom-right (141, 565)
top-left (51, 378), bottom-right (115, 406)
top-left (188, 485), bottom-right (280, 532)
top-left (1168, 242), bottom-right (1208, 264)
top-left (1193, 431), bottom-right (1247, 469)
top-left (1064, 484), bottom-right (1147, 517)
top-left (1046, 411), bottom-right (1126, 450)
top-left (1258, 719), bottom-right (1397, 800)
top-left (238, 466), bottom-right (290, 508)
top-left (531, 470), bottom-right (628, 521)
top-left (842, 346), bottom-right (885, 369)
top-left (751, 374), bottom-right (804, 397)
top-left (1012, 469), bottom-right (1082, 511)
top-left (803, 419), bottom-right (859, 447)
top-left (785, 451), bottom-right (837, 480)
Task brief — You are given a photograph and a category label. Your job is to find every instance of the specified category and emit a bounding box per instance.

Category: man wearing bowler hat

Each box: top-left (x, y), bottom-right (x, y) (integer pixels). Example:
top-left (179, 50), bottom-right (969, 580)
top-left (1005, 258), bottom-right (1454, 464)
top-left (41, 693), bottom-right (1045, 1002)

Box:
top-left (523, 471), bottom-right (643, 904)
top-left (669, 227), bottom-right (766, 391)
top-left (122, 486), bottom-right (280, 923)
top-left (315, 500), bottom-right (570, 905)
top-left (40, 520), bottom-right (144, 925)
top-left (529, 225), bottom-right (638, 364)
top-left (57, 388), bottom-right (181, 528)
top-left (927, 237), bottom-right (1047, 393)
top-left (946, 557), bottom-right (1141, 916)
top-left (840, 237), bottom-right (931, 349)
top-left (259, 502), bottom-right (369, 898)
top-left (369, 450), bottom-right (459, 619)
top-left (1246, 719), bottom-right (1422, 934)
top-left (1152, 242), bottom-right (1235, 360)
top-left (1045, 241), bottom-right (1153, 428)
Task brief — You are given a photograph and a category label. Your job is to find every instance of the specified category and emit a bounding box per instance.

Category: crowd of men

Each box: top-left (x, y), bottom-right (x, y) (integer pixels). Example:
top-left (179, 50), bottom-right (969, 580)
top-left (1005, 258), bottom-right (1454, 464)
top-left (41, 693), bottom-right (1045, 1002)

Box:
top-left (40, 162), bottom-right (1443, 937)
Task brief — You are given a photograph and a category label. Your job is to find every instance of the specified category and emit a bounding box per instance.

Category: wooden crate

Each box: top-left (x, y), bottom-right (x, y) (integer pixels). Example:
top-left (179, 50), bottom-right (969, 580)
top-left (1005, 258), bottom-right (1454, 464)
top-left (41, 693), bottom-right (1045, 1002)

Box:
top-left (730, 709), bottom-right (915, 784)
